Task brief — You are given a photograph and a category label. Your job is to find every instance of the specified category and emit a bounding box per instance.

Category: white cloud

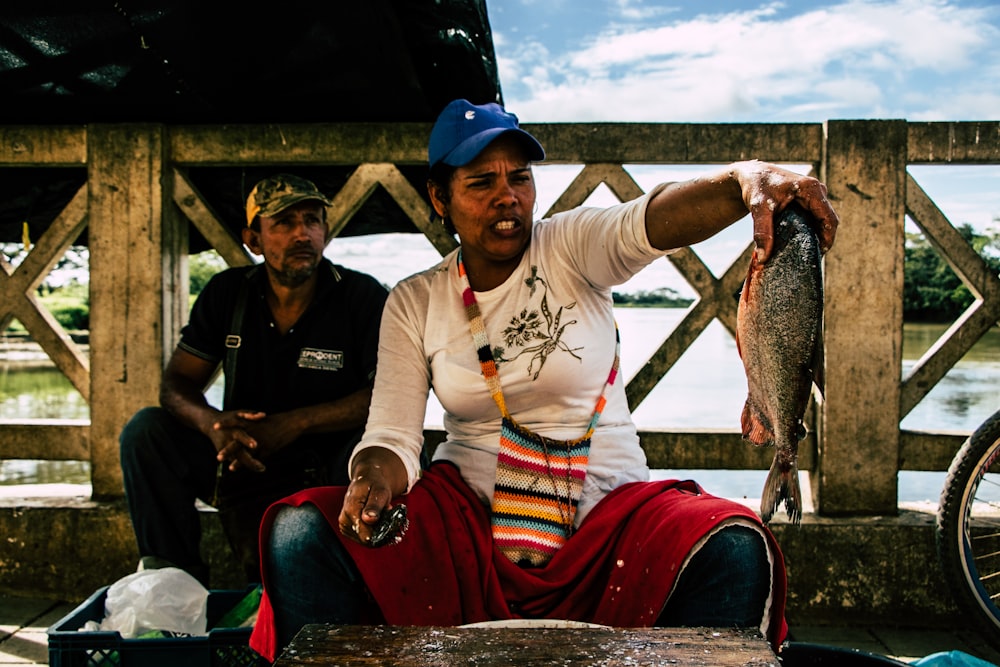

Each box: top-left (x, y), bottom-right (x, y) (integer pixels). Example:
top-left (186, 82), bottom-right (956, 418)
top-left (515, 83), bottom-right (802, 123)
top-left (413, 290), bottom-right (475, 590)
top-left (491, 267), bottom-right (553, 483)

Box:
top-left (849, 0), bottom-right (990, 70)
top-left (611, 0), bottom-right (677, 22)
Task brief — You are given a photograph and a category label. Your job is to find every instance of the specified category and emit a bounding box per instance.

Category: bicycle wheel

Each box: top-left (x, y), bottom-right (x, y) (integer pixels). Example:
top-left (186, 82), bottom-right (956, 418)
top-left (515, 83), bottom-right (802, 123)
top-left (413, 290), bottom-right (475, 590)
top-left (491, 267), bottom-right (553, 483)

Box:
top-left (936, 409), bottom-right (1000, 647)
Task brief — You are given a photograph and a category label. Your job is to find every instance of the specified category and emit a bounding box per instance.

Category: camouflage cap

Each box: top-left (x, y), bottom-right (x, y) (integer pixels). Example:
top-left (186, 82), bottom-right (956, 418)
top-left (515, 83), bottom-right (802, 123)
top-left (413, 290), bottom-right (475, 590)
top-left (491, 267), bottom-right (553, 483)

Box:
top-left (245, 174), bottom-right (332, 227)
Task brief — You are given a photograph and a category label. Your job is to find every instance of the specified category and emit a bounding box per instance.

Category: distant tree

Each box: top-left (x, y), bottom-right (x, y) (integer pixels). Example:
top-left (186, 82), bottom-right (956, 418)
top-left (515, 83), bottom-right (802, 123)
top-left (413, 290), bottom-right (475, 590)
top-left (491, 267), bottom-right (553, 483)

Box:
top-left (904, 222), bottom-right (1000, 322)
top-left (39, 280), bottom-right (90, 330)
top-left (189, 250), bottom-right (228, 294)
top-left (1, 243), bottom-right (89, 289)
top-left (613, 287), bottom-right (694, 308)
top-left (2, 245), bottom-right (231, 335)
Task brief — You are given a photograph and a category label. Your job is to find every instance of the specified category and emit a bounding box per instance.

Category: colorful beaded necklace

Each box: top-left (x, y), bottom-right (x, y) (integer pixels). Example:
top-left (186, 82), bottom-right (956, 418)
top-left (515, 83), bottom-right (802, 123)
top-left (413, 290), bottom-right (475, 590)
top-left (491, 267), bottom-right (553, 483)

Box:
top-left (457, 251), bottom-right (620, 566)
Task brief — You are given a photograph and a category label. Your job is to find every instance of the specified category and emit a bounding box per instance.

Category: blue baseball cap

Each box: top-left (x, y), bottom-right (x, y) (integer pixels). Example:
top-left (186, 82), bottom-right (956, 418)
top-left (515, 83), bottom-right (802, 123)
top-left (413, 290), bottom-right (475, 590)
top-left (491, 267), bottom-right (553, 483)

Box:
top-left (428, 99), bottom-right (545, 168)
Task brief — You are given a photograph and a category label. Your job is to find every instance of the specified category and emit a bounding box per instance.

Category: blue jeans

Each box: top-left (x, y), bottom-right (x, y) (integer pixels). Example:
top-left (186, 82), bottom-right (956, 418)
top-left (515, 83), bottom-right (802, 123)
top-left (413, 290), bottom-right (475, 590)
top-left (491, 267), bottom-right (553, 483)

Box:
top-left (264, 505), bottom-right (771, 652)
top-left (656, 524), bottom-right (771, 627)
top-left (264, 504), bottom-right (365, 650)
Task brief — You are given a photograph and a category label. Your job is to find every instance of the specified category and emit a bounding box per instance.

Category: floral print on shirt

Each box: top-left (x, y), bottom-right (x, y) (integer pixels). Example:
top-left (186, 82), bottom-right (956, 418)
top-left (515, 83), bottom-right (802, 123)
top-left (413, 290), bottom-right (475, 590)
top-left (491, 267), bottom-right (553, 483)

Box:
top-left (493, 265), bottom-right (582, 380)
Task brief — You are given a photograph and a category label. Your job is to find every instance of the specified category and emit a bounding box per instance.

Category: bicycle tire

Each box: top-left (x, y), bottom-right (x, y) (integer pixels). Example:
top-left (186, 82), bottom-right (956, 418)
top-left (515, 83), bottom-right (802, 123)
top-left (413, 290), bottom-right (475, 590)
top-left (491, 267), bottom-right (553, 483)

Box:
top-left (936, 408), bottom-right (1000, 648)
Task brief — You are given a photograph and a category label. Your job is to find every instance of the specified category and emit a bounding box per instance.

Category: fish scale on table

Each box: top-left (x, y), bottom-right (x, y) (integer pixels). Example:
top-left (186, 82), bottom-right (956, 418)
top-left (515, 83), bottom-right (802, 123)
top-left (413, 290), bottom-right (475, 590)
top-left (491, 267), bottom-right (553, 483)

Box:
top-left (736, 203), bottom-right (824, 525)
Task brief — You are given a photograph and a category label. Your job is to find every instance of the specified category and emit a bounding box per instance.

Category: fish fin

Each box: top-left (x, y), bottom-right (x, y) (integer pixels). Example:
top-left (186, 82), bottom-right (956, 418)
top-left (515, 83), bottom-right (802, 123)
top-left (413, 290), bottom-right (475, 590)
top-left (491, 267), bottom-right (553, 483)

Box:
top-left (740, 401), bottom-right (773, 447)
top-left (760, 457), bottom-right (802, 525)
top-left (734, 258), bottom-right (757, 362)
top-left (809, 329), bottom-right (825, 397)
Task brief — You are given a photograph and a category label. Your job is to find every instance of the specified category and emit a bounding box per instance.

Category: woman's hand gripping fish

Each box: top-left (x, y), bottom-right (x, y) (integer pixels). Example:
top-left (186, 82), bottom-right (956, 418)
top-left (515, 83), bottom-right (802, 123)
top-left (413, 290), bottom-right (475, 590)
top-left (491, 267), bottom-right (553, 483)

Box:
top-left (736, 203), bottom-right (823, 525)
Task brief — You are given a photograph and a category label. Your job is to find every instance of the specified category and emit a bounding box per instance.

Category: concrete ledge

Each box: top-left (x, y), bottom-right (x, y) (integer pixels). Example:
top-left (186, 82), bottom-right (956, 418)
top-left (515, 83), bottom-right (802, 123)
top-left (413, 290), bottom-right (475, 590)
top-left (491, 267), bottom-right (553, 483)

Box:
top-left (0, 495), bottom-right (962, 627)
top-left (766, 501), bottom-right (960, 627)
top-left (0, 493), bottom-right (244, 599)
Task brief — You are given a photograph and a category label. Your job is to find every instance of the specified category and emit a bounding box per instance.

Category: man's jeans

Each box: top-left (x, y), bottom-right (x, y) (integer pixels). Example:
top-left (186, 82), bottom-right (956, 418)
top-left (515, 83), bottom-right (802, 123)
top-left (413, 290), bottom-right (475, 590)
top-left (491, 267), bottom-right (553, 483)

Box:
top-left (264, 503), bottom-right (771, 652)
top-left (119, 406), bottom-right (349, 585)
top-left (120, 407), bottom-right (219, 584)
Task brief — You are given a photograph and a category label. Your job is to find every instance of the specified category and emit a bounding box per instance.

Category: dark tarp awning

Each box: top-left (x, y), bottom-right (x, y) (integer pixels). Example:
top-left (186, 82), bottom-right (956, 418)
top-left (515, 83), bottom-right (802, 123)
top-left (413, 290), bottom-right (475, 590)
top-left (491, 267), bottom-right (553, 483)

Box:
top-left (0, 0), bottom-right (503, 249)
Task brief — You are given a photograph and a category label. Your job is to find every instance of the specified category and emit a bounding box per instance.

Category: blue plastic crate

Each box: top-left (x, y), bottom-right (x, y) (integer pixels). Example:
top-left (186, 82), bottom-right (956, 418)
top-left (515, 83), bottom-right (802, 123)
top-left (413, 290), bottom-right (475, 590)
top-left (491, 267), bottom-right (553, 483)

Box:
top-left (46, 585), bottom-right (265, 667)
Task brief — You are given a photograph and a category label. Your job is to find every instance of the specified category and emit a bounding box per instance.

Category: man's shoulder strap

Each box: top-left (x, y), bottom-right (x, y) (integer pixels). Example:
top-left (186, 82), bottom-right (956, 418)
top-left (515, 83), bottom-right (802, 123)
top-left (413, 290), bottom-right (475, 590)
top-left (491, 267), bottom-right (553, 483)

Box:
top-left (222, 266), bottom-right (259, 409)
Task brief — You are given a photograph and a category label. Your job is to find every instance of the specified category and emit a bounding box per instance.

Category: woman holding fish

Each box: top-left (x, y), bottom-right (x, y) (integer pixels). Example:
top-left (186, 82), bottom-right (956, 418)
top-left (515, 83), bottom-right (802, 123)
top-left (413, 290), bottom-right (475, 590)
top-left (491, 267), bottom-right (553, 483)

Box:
top-left (248, 99), bottom-right (839, 662)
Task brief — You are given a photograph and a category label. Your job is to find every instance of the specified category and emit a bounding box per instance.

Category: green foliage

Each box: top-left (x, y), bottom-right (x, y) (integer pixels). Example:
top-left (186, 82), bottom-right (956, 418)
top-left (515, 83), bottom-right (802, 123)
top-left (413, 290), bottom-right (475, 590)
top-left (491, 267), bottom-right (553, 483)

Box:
top-left (4, 319), bottom-right (26, 334)
top-left (189, 250), bottom-right (227, 294)
top-left (37, 280), bottom-right (90, 331)
top-left (612, 287), bottom-right (694, 308)
top-left (904, 222), bottom-right (1000, 322)
top-left (4, 251), bottom-right (228, 336)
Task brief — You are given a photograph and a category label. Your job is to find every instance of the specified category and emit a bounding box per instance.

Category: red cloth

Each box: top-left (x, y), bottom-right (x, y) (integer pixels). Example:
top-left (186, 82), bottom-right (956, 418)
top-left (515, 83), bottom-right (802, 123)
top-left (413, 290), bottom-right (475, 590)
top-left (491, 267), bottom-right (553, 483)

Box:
top-left (250, 462), bottom-right (787, 661)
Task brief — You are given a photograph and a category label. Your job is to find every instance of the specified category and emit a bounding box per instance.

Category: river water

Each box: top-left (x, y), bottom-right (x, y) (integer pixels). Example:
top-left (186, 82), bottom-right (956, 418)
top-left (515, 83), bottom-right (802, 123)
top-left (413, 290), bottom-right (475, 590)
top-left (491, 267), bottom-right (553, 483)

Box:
top-left (2, 309), bottom-right (998, 501)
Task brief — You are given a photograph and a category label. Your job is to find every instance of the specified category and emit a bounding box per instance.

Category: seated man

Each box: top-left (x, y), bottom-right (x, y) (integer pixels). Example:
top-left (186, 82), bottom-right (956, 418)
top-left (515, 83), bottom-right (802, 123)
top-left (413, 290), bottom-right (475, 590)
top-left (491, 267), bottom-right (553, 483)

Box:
top-left (120, 173), bottom-right (388, 585)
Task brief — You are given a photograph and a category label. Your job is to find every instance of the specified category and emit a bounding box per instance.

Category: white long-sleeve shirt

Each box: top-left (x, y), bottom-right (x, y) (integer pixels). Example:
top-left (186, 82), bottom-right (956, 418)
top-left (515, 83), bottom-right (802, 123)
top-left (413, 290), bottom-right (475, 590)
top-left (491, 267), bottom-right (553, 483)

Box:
top-left (353, 183), bottom-right (675, 523)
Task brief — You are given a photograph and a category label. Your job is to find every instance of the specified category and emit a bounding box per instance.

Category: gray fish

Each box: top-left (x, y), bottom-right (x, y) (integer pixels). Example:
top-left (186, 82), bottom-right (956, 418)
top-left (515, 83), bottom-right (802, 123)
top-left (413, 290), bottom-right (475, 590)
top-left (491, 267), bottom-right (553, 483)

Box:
top-left (736, 203), bottom-right (823, 525)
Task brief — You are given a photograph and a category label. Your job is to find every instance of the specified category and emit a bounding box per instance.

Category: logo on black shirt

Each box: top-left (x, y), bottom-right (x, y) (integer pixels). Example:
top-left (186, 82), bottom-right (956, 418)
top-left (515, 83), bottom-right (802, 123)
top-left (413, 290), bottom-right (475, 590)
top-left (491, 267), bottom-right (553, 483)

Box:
top-left (298, 347), bottom-right (344, 371)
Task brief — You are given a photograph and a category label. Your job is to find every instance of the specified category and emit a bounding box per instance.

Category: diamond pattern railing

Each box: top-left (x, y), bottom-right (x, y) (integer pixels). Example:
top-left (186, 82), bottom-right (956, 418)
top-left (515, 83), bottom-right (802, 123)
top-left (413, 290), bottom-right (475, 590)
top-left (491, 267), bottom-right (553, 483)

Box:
top-left (0, 183), bottom-right (90, 399)
top-left (0, 119), bottom-right (997, 514)
top-left (534, 161), bottom-right (765, 411)
top-left (900, 172), bottom-right (1000, 420)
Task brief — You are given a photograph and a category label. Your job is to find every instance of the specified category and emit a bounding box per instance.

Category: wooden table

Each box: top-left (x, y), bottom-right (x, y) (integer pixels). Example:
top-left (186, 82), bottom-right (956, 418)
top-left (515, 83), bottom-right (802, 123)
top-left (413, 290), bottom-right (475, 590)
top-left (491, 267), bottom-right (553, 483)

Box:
top-left (273, 624), bottom-right (779, 666)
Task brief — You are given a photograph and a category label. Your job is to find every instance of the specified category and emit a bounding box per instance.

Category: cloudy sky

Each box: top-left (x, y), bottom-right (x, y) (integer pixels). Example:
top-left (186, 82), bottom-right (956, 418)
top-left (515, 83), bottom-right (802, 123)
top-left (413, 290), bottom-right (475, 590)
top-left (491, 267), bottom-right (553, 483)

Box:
top-left (330, 0), bottom-right (1000, 294)
top-left (489, 0), bottom-right (1000, 122)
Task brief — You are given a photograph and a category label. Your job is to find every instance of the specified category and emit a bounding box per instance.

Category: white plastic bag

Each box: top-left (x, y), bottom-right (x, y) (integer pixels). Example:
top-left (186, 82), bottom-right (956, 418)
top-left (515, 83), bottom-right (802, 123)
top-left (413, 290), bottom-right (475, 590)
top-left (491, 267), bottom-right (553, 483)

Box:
top-left (95, 567), bottom-right (208, 638)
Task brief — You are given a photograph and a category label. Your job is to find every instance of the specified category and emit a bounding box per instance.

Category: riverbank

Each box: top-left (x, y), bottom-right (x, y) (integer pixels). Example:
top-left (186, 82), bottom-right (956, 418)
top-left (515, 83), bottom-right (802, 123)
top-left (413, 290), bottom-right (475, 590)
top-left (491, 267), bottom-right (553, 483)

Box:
top-left (0, 333), bottom-right (89, 366)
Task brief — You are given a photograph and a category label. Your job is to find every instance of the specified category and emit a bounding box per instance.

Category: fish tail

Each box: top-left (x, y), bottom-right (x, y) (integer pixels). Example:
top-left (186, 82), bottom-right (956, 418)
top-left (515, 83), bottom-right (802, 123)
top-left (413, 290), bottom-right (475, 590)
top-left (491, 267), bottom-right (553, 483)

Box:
top-left (760, 457), bottom-right (802, 525)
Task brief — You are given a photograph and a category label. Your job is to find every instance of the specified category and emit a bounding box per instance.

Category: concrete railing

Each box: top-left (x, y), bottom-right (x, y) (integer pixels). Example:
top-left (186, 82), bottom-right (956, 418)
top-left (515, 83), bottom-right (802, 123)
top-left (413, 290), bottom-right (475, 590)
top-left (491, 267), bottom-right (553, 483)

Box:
top-left (3, 120), bottom-right (999, 509)
top-left (1, 120), bottom-right (999, 621)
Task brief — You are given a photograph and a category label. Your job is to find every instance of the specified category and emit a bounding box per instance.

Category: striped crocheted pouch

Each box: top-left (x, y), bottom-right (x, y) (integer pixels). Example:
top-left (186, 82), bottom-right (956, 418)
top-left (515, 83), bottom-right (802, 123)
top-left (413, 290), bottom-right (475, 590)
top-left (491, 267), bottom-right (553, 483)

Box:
top-left (458, 252), bottom-right (619, 567)
top-left (492, 416), bottom-right (593, 566)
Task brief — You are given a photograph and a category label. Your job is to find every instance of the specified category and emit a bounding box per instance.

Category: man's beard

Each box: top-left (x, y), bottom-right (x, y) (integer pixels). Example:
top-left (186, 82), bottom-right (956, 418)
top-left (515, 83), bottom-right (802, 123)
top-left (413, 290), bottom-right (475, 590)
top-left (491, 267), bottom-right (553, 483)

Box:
top-left (272, 258), bottom-right (318, 287)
